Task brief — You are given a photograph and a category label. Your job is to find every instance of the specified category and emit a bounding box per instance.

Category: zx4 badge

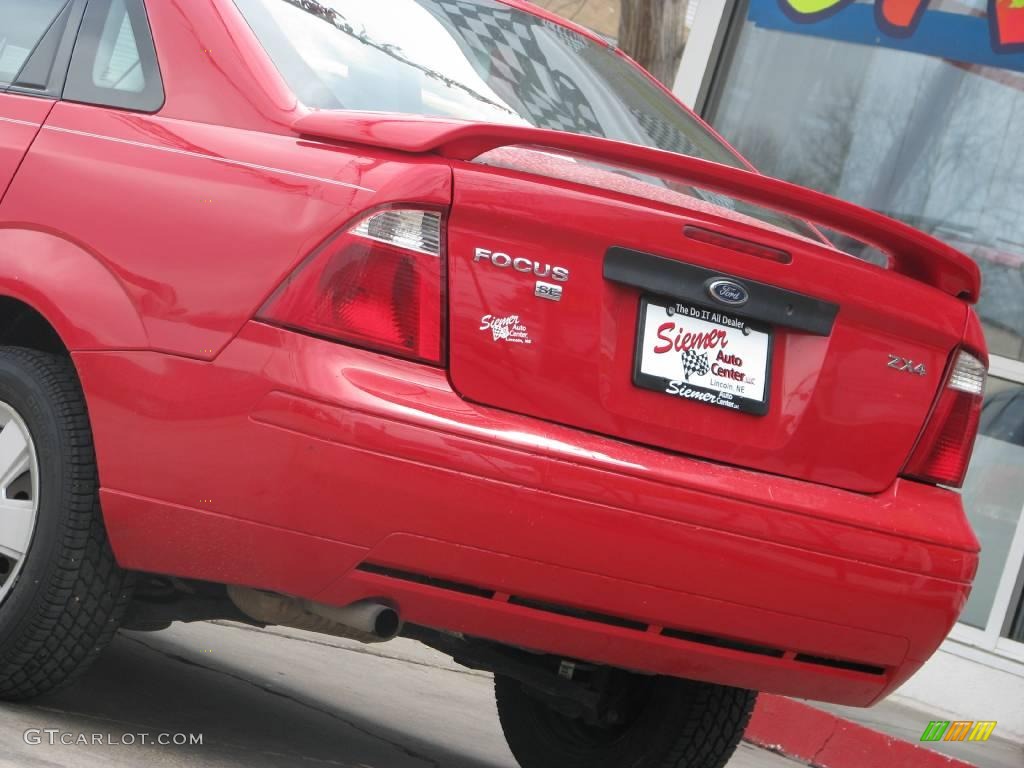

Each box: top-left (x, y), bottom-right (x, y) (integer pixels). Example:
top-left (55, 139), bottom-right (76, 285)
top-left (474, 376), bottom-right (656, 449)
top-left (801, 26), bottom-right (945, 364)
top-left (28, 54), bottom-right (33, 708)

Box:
top-left (888, 354), bottom-right (927, 376)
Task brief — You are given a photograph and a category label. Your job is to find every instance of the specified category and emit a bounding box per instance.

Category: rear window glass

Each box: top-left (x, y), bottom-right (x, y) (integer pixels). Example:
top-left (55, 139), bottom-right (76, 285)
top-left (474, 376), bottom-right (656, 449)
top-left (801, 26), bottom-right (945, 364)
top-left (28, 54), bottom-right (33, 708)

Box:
top-left (234, 0), bottom-right (816, 237)
top-left (91, 0), bottom-right (145, 94)
top-left (63, 0), bottom-right (163, 112)
top-left (0, 0), bottom-right (67, 86)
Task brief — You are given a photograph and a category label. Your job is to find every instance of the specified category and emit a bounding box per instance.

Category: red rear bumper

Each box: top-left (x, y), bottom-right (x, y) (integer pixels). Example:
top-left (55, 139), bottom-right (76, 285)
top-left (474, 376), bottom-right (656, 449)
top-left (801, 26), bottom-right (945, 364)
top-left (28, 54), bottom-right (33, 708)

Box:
top-left (77, 322), bottom-right (978, 706)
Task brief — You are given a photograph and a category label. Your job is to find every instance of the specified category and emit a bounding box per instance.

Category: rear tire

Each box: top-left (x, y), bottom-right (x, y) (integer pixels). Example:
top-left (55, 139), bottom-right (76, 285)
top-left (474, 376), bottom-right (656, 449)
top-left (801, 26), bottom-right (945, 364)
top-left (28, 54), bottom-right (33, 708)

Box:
top-left (495, 672), bottom-right (756, 768)
top-left (0, 348), bottom-right (133, 700)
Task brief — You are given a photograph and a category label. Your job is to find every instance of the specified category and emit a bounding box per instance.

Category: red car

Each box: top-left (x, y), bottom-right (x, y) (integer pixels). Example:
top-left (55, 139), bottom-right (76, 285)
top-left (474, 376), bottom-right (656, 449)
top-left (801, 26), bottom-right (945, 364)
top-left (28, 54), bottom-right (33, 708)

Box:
top-left (0, 1), bottom-right (986, 766)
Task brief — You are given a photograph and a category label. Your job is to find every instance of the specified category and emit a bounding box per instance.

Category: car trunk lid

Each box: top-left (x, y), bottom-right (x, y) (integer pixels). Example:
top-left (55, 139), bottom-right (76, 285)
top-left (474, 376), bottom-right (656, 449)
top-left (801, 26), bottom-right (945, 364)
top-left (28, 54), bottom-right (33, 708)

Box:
top-left (293, 114), bottom-right (977, 493)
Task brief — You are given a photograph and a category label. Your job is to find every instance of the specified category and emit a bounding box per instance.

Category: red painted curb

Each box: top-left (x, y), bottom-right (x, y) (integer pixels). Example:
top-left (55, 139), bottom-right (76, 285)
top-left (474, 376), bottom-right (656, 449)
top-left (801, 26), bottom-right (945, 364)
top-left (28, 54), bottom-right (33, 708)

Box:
top-left (744, 694), bottom-right (977, 768)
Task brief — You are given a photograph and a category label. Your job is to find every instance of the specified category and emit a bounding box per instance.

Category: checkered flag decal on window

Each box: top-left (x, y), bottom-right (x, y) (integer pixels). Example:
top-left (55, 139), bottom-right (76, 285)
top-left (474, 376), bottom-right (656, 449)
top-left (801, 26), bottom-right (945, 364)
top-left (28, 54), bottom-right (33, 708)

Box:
top-left (680, 350), bottom-right (710, 380)
top-left (629, 108), bottom-right (738, 212)
top-left (630, 108), bottom-right (699, 157)
top-left (431, 0), bottom-right (604, 136)
top-left (541, 18), bottom-right (589, 52)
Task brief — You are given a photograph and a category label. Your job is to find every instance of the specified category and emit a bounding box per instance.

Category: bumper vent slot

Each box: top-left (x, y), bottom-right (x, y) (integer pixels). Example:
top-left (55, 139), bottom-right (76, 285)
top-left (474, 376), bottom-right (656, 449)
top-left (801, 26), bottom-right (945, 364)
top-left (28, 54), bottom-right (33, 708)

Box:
top-left (508, 596), bottom-right (647, 631)
top-left (355, 562), bottom-right (886, 677)
top-left (794, 653), bottom-right (885, 676)
top-left (661, 627), bottom-right (784, 658)
top-left (355, 563), bottom-right (495, 599)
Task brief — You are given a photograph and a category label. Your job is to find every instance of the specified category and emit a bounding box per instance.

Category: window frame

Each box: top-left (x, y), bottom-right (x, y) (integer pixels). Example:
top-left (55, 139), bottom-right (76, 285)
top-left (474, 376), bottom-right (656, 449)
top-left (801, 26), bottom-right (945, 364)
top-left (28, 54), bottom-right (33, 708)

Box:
top-left (0, 0), bottom-right (86, 100)
top-left (62, 0), bottom-right (164, 113)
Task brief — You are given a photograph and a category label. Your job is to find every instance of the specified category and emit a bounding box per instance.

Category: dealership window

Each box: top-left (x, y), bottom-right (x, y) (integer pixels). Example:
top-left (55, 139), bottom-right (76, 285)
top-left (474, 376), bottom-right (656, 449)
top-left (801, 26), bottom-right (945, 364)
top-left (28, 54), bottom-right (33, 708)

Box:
top-left (703, 0), bottom-right (1024, 655)
top-left (960, 376), bottom-right (1024, 643)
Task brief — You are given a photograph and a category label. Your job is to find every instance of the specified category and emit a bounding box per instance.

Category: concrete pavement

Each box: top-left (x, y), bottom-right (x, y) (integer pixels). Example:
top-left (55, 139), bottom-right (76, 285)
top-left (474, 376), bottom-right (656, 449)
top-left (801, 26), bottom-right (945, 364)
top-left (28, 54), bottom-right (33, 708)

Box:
top-left (0, 621), bottom-right (805, 768)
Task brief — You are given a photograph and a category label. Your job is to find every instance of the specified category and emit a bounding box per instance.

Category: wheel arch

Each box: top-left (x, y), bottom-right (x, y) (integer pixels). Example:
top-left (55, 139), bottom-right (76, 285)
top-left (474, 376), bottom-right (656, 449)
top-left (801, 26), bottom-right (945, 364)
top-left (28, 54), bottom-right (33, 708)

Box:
top-left (0, 298), bottom-right (67, 355)
top-left (0, 228), bottom-right (148, 351)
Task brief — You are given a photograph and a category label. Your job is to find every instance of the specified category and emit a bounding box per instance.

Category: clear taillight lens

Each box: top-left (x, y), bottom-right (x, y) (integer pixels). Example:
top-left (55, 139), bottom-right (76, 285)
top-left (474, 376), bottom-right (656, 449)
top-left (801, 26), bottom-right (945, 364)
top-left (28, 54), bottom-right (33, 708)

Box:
top-left (349, 209), bottom-right (443, 256)
top-left (903, 350), bottom-right (987, 488)
top-left (258, 208), bottom-right (445, 365)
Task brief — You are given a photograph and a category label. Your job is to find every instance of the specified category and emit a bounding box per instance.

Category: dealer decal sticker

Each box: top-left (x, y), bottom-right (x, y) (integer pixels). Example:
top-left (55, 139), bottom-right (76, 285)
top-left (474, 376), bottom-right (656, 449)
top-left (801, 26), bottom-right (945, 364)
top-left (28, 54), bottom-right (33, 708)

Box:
top-left (480, 314), bottom-right (533, 344)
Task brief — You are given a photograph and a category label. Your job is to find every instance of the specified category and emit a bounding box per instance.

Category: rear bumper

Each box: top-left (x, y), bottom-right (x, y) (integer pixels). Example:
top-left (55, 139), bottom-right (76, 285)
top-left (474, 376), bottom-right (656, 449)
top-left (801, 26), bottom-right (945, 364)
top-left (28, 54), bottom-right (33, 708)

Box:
top-left (77, 322), bottom-right (979, 706)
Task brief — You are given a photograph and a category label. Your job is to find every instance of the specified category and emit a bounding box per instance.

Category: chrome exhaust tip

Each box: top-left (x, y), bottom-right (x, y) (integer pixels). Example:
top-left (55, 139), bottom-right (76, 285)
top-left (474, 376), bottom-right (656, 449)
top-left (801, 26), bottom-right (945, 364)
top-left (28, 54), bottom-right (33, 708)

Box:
top-left (305, 599), bottom-right (402, 641)
top-left (227, 586), bottom-right (402, 643)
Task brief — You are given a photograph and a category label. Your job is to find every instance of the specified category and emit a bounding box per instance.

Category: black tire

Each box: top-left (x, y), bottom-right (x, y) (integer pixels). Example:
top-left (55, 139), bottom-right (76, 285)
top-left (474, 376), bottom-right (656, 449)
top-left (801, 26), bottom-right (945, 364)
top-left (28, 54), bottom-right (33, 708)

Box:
top-left (0, 348), bottom-right (133, 700)
top-left (495, 672), bottom-right (757, 768)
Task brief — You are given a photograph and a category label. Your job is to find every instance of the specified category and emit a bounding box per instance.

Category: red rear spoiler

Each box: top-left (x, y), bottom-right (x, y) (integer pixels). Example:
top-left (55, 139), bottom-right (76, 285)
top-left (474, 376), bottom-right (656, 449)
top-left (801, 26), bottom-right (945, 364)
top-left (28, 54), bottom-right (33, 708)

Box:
top-left (293, 112), bottom-right (981, 303)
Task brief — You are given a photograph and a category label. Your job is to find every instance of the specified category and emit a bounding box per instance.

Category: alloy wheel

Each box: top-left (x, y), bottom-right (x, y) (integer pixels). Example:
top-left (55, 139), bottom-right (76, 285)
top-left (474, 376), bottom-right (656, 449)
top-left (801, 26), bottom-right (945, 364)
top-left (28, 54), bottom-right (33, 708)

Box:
top-left (0, 401), bottom-right (39, 607)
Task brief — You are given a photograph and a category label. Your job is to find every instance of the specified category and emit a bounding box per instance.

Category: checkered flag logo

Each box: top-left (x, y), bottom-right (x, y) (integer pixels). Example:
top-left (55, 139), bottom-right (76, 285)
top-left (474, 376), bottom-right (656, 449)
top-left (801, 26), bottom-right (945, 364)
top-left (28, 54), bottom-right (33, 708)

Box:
top-left (432, 0), bottom-right (604, 136)
top-left (680, 350), bottom-right (710, 380)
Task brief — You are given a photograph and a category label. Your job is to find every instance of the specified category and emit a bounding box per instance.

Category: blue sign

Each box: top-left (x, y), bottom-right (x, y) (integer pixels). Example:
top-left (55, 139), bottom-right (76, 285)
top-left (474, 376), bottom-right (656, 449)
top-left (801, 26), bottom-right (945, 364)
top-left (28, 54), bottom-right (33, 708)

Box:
top-left (749, 0), bottom-right (1024, 73)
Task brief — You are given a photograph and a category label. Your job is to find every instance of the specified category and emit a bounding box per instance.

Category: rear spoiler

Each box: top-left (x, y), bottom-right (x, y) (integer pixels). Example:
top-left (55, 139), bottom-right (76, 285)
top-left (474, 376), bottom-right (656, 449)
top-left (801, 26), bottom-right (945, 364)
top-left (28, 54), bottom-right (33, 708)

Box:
top-left (293, 112), bottom-right (981, 303)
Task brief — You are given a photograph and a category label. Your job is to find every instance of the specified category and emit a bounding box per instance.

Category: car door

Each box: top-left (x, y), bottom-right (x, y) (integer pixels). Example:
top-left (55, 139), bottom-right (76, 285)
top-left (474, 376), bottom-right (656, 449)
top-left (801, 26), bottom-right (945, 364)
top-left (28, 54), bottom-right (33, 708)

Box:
top-left (0, 0), bottom-right (84, 202)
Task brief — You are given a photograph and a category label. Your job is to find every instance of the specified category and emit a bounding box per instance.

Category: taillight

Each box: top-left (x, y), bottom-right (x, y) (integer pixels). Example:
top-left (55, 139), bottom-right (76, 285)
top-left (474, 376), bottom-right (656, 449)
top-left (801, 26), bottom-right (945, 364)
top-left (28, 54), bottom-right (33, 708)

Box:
top-left (258, 208), bottom-right (446, 365)
top-left (903, 349), bottom-right (987, 488)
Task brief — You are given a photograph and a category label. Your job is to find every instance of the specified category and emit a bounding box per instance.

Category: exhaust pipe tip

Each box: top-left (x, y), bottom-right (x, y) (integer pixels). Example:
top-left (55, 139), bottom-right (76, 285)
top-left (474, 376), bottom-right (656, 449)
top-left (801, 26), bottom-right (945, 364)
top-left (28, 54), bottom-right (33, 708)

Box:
top-left (227, 586), bottom-right (401, 643)
top-left (371, 605), bottom-right (401, 640)
top-left (304, 599), bottom-right (403, 641)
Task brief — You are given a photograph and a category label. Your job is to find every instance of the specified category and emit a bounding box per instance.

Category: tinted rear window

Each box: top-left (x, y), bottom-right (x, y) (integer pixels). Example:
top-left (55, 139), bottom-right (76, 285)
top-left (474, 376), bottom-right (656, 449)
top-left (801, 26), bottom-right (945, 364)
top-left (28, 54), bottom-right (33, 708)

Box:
top-left (235, 0), bottom-right (815, 236)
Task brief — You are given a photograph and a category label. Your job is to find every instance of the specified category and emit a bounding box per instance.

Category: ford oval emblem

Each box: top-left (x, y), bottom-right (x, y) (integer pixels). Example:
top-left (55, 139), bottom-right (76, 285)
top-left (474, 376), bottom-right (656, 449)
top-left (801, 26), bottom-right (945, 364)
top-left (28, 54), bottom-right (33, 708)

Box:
top-left (707, 279), bottom-right (749, 307)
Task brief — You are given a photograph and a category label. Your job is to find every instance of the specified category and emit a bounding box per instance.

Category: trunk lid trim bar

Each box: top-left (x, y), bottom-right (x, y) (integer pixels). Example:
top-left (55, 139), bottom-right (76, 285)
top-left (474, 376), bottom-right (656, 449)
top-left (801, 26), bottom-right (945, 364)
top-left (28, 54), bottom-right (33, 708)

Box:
top-left (605, 247), bottom-right (839, 337)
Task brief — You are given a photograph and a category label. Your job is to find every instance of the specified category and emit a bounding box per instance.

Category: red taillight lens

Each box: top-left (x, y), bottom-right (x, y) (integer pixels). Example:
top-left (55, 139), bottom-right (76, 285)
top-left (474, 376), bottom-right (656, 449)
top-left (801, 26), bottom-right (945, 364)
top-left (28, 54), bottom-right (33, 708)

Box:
top-left (258, 208), bottom-right (445, 365)
top-left (903, 350), bottom-right (987, 488)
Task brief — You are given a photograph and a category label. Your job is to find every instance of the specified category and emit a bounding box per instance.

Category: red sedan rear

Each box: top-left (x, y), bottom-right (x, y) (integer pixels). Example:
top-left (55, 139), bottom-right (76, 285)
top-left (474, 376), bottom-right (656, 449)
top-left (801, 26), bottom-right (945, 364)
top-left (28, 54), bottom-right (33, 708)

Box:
top-left (0, 1), bottom-right (985, 766)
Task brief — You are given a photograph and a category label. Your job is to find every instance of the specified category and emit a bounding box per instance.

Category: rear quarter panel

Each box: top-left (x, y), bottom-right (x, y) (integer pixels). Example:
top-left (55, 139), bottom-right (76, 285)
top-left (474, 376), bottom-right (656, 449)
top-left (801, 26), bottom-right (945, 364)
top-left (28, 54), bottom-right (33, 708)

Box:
top-left (0, 94), bottom-right (53, 202)
top-left (0, 101), bottom-right (452, 357)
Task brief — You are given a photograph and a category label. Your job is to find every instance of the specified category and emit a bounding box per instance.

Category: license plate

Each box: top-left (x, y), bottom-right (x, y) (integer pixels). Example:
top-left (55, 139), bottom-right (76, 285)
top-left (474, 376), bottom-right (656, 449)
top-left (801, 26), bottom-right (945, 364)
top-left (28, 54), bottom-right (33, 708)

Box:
top-left (633, 297), bottom-right (772, 415)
